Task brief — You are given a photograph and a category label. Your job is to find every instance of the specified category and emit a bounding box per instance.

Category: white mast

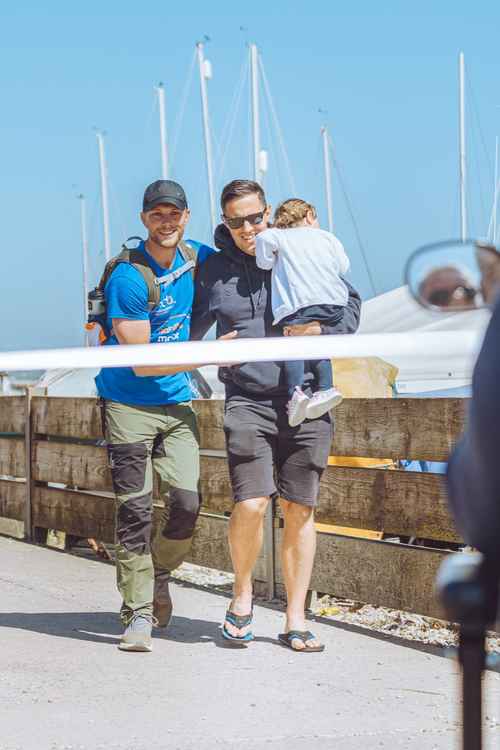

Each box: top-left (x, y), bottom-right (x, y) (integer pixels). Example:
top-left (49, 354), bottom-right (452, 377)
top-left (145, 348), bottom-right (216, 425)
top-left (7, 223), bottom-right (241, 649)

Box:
top-left (196, 42), bottom-right (217, 236)
top-left (321, 126), bottom-right (334, 233)
top-left (156, 82), bottom-right (169, 179)
top-left (459, 52), bottom-right (467, 241)
top-left (250, 43), bottom-right (262, 184)
top-left (78, 194), bottom-right (90, 324)
top-left (96, 130), bottom-right (111, 261)
top-left (78, 194), bottom-right (90, 345)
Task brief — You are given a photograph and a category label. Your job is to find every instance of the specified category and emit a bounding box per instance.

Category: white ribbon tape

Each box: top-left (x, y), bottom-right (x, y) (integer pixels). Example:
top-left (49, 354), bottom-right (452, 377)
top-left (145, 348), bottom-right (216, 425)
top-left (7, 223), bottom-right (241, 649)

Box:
top-left (0, 330), bottom-right (481, 372)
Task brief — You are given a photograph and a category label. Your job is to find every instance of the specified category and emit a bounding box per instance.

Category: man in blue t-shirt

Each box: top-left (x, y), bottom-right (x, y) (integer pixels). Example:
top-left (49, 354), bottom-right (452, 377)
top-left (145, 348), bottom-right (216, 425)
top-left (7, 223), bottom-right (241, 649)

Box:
top-left (95, 180), bottom-right (214, 652)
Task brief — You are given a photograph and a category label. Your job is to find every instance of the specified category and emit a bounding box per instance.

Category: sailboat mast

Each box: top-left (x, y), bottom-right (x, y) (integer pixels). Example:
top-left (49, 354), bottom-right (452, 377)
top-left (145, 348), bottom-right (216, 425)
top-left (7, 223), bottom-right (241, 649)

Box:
top-left (321, 126), bottom-right (334, 232)
top-left (156, 83), bottom-right (169, 179)
top-left (96, 131), bottom-right (111, 261)
top-left (78, 194), bottom-right (90, 345)
top-left (250, 43), bottom-right (262, 184)
top-left (196, 42), bottom-right (217, 236)
top-left (459, 52), bottom-right (467, 241)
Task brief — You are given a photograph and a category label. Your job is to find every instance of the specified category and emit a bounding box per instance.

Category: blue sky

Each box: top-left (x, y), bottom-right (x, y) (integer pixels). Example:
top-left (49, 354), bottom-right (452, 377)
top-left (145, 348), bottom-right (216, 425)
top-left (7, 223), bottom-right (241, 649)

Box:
top-left (1, 1), bottom-right (499, 351)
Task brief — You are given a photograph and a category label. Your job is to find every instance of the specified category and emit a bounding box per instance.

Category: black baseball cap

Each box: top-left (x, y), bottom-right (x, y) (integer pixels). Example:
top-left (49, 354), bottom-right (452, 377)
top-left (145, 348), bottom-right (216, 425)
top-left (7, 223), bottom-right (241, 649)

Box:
top-left (142, 180), bottom-right (188, 212)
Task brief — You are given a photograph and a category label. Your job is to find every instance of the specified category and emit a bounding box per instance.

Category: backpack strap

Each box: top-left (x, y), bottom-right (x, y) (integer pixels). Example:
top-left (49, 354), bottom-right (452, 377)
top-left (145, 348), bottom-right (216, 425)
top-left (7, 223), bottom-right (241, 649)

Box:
top-left (98, 238), bottom-right (200, 314)
top-left (178, 240), bottom-right (199, 281)
top-left (96, 245), bottom-right (160, 311)
top-left (154, 259), bottom-right (196, 289)
top-left (151, 239), bottom-right (200, 289)
top-left (126, 249), bottom-right (160, 310)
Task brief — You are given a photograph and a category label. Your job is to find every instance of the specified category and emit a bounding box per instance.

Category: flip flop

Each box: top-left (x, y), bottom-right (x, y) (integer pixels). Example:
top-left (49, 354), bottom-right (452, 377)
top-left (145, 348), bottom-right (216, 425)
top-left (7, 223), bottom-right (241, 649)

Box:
top-left (221, 609), bottom-right (254, 645)
top-left (278, 630), bottom-right (325, 653)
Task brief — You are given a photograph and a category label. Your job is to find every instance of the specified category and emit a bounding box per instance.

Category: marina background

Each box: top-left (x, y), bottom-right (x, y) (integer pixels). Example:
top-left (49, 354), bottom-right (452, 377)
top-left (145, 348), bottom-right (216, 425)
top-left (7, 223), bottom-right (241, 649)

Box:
top-left (1, 1), bottom-right (499, 351)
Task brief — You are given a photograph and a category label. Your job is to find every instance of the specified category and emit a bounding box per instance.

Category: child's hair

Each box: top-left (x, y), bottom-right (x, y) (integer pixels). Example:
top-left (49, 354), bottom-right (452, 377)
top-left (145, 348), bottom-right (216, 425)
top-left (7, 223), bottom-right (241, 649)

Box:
top-left (273, 198), bottom-right (317, 229)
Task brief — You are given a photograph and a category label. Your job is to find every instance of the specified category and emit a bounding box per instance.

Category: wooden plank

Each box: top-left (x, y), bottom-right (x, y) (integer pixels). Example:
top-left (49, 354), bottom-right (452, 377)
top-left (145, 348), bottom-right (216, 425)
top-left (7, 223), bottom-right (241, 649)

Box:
top-left (32, 397), bottom-right (225, 450)
top-left (33, 441), bottom-right (111, 491)
top-left (31, 396), bottom-right (467, 459)
top-left (196, 398), bottom-right (466, 459)
top-left (192, 400), bottom-right (225, 450)
top-left (32, 485), bottom-right (115, 542)
top-left (0, 519), bottom-right (24, 538)
top-left (315, 523), bottom-right (383, 540)
top-left (0, 437), bottom-right (25, 478)
top-left (0, 396), bottom-right (26, 434)
top-left (31, 444), bottom-right (232, 509)
top-left (197, 398), bottom-right (466, 460)
top-left (24, 388), bottom-right (33, 540)
top-left (199, 456), bottom-right (233, 514)
top-left (186, 513), bottom-right (266, 581)
top-left (186, 514), bottom-right (232, 572)
top-left (31, 445), bottom-right (232, 507)
top-left (29, 487), bottom-right (255, 581)
top-left (31, 445), bottom-right (459, 543)
top-left (275, 528), bottom-right (447, 618)
top-left (29, 484), bottom-right (222, 562)
top-left (315, 465), bottom-right (459, 542)
top-left (332, 398), bottom-right (466, 461)
top-left (199, 456), bottom-right (458, 543)
top-left (32, 396), bottom-right (103, 440)
top-left (0, 479), bottom-right (25, 521)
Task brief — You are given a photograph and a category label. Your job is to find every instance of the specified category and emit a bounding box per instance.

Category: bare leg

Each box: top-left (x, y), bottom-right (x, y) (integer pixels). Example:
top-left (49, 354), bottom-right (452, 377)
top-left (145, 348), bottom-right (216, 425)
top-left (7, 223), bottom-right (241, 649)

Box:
top-left (225, 496), bottom-right (269, 638)
top-left (279, 498), bottom-right (321, 650)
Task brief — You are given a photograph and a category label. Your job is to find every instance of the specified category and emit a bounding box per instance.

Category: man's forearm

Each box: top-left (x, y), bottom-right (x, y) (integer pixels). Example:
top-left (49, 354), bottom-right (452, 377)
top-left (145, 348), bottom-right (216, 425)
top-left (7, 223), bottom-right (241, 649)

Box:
top-left (134, 364), bottom-right (199, 377)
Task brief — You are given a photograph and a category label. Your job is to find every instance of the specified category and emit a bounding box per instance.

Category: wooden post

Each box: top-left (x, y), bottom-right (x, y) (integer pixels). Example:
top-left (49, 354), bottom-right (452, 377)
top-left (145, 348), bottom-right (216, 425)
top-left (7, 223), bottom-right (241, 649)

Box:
top-left (23, 387), bottom-right (33, 541)
top-left (263, 496), bottom-right (276, 600)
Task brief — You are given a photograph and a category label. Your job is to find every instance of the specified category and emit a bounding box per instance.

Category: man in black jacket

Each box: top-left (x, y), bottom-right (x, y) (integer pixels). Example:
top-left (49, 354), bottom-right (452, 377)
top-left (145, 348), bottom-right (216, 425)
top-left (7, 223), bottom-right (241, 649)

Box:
top-left (447, 247), bottom-right (500, 568)
top-left (191, 180), bottom-right (361, 651)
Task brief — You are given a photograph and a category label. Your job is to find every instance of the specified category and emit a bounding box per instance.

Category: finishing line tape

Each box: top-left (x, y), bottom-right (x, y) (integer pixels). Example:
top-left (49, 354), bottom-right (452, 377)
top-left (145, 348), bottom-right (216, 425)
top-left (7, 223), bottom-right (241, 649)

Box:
top-left (0, 330), bottom-right (482, 372)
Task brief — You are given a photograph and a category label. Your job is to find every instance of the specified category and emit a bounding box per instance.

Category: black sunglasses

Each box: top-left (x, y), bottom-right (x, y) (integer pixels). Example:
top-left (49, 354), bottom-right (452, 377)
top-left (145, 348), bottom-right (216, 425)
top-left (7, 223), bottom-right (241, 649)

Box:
top-left (427, 286), bottom-right (477, 307)
top-left (222, 211), bottom-right (266, 230)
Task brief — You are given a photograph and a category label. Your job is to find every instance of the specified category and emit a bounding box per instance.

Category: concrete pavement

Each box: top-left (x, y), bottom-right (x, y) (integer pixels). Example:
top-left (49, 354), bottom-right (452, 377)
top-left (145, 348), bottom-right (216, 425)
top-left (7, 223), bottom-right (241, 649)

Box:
top-left (1, 535), bottom-right (499, 750)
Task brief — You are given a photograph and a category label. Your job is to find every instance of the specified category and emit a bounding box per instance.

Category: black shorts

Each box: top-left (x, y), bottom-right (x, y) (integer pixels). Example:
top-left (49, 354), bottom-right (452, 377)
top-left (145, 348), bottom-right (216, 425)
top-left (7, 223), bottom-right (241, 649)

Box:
top-left (223, 398), bottom-right (333, 507)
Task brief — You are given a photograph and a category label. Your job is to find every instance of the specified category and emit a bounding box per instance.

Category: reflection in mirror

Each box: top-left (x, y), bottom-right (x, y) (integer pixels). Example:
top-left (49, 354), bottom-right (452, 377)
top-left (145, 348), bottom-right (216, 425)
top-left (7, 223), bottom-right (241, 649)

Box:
top-left (419, 265), bottom-right (479, 309)
top-left (405, 241), bottom-right (483, 311)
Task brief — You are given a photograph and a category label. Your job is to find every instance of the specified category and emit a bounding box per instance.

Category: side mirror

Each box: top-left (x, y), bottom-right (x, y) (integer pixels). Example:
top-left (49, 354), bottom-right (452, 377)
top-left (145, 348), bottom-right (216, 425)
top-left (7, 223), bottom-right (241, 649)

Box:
top-left (404, 240), bottom-right (500, 311)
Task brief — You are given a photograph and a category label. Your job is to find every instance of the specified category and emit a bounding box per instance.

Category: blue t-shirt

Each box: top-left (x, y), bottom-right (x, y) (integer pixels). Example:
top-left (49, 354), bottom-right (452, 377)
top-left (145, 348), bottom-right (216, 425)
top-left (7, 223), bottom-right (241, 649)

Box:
top-left (95, 240), bottom-right (214, 406)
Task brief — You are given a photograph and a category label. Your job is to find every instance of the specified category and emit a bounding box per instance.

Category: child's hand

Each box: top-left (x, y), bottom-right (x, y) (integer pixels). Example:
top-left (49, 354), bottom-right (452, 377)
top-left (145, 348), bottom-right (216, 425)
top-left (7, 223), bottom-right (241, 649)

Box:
top-left (283, 322), bottom-right (321, 336)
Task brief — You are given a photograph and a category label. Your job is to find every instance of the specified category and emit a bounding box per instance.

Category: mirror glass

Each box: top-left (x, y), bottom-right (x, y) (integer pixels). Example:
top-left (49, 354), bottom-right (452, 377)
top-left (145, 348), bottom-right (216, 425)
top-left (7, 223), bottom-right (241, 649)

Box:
top-left (405, 241), bottom-right (485, 311)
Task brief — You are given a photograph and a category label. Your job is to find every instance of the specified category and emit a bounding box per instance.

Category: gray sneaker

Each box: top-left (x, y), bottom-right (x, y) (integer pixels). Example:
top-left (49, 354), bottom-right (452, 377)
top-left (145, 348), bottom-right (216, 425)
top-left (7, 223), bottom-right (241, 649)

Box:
top-left (118, 613), bottom-right (154, 652)
top-left (153, 571), bottom-right (173, 629)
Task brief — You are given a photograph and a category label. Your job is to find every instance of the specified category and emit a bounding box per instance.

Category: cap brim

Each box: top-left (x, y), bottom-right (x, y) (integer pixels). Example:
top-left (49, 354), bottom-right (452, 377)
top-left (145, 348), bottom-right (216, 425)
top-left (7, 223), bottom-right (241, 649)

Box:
top-left (143, 197), bottom-right (187, 212)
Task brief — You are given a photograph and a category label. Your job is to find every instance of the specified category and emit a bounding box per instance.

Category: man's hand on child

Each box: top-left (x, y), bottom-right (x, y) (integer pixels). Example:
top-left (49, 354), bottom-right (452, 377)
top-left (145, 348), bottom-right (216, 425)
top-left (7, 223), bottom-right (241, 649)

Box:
top-left (283, 322), bottom-right (321, 336)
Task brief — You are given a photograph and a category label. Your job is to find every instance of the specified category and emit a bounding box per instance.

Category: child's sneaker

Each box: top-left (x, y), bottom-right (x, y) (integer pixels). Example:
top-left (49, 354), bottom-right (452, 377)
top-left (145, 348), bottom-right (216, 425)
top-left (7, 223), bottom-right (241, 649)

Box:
top-left (306, 387), bottom-right (343, 420)
top-left (287, 387), bottom-right (310, 427)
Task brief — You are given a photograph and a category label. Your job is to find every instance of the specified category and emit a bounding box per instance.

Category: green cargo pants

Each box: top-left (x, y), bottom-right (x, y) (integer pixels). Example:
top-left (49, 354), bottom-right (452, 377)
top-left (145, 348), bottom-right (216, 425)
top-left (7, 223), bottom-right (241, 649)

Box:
top-left (104, 400), bottom-right (201, 625)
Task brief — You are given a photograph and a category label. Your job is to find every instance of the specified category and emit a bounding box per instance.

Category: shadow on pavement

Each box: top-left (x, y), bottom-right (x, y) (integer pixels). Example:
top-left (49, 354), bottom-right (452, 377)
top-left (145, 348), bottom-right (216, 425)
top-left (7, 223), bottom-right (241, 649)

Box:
top-left (0, 611), bottom-right (276, 649)
top-left (171, 578), bottom-right (500, 671)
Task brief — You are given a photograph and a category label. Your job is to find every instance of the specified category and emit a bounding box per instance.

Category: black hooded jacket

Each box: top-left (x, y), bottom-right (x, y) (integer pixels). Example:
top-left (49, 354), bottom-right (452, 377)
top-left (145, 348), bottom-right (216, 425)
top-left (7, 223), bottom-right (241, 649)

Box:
top-left (447, 297), bottom-right (500, 565)
top-left (190, 224), bottom-right (362, 400)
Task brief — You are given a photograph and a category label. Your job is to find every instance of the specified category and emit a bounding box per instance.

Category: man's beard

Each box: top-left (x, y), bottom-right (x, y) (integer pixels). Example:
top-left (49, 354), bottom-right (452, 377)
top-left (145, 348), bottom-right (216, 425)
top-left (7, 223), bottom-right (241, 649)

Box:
top-left (157, 227), bottom-right (183, 248)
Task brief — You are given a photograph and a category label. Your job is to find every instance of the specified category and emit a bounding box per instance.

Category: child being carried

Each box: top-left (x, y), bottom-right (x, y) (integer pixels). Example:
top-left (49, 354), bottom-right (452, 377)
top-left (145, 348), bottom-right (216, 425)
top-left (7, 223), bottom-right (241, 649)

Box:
top-left (255, 198), bottom-right (350, 427)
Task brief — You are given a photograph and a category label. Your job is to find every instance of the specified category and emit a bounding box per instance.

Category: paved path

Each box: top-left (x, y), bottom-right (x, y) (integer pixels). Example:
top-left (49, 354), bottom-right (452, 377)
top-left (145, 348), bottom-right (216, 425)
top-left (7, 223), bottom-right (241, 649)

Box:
top-left (1, 536), bottom-right (499, 750)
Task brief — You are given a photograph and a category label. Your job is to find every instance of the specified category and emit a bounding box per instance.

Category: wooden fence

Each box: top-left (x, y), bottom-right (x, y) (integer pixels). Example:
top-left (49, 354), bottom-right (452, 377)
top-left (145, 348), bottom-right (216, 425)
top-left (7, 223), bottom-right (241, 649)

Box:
top-left (0, 395), bottom-right (468, 619)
